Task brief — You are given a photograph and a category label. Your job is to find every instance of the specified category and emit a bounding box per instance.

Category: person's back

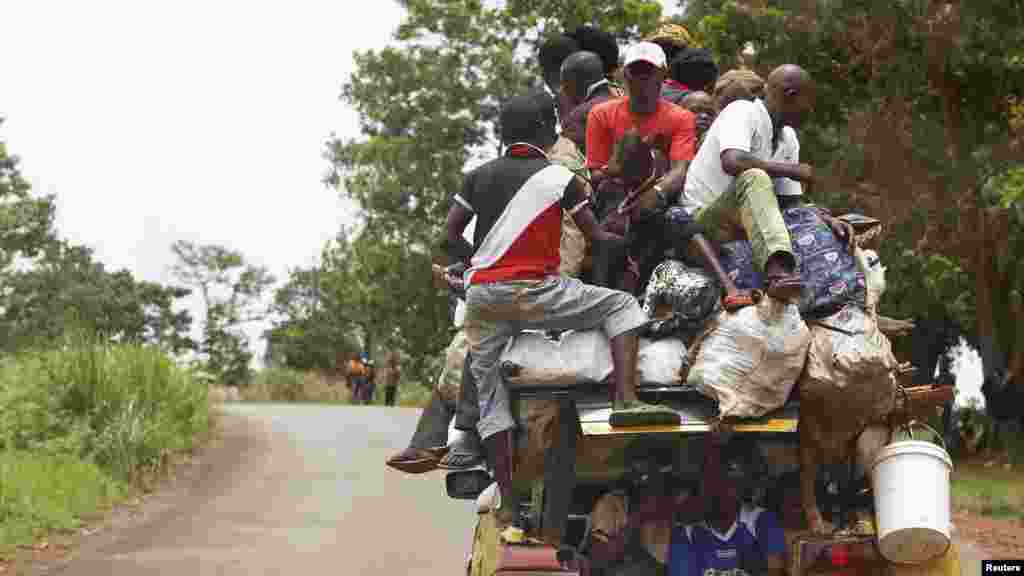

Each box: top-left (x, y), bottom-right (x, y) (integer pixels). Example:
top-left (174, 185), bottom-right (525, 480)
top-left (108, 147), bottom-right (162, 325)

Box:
top-left (348, 357), bottom-right (365, 377)
top-left (448, 90), bottom-right (679, 539)
top-left (461, 153), bottom-right (572, 284)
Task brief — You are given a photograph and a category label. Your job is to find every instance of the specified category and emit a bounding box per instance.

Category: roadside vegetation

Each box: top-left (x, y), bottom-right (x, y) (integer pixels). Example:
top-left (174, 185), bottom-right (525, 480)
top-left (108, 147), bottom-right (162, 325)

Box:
top-left (952, 465), bottom-right (1024, 521)
top-left (0, 333), bottom-right (212, 555)
top-left (948, 403), bottom-right (1024, 521)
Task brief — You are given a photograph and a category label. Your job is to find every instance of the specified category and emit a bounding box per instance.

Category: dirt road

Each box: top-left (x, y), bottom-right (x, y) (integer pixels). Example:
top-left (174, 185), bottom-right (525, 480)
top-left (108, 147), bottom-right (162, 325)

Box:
top-left (22, 403), bottom-right (992, 575)
top-left (28, 404), bottom-right (475, 575)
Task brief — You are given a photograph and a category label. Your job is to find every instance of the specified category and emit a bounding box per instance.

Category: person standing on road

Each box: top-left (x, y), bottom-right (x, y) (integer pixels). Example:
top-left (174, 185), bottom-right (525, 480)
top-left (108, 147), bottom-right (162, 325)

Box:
top-left (363, 354), bottom-right (376, 404)
top-left (348, 352), bottom-right (374, 405)
top-left (383, 350), bottom-right (401, 407)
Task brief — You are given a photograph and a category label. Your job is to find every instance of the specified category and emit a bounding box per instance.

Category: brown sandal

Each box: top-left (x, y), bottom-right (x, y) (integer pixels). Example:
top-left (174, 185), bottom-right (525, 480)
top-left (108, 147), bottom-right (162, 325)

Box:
top-left (385, 447), bottom-right (439, 474)
top-left (723, 291), bottom-right (757, 312)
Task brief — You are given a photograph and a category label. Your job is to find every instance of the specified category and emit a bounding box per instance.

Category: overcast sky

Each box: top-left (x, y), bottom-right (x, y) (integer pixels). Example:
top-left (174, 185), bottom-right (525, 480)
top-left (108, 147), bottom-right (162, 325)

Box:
top-left (0, 0), bottom-right (983, 405)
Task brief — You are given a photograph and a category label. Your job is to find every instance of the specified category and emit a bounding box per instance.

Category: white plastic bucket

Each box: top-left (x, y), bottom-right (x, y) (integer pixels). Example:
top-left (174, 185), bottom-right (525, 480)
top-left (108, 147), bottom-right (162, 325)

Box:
top-left (871, 423), bottom-right (953, 565)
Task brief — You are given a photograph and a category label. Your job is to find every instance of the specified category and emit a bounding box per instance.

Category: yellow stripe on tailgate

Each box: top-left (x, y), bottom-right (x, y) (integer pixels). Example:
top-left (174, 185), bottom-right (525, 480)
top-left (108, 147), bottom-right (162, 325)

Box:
top-left (581, 418), bottom-right (798, 436)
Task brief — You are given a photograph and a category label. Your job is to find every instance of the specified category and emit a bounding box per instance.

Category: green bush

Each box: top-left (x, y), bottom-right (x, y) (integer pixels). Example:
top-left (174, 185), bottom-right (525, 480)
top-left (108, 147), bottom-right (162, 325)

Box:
top-left (249, 367), bottom-right (309, 402)
top-left (0, 451), bottom-right (124, 549)
top-left (0, 334), bottom-right (210, 480)
top-left (0, 333), bottom-right (211, 552)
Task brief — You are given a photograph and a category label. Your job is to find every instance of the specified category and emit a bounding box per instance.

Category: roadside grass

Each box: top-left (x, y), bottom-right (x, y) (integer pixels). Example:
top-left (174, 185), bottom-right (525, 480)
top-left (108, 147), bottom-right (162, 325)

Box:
top-left (0, 333), bottom-right (212, 556)
top-left (240, 366), bottom-right (433, 408)
top-left (951, 460), bottom-right (1024, 521)
top-left (0, 452), bottom-right (124, 551)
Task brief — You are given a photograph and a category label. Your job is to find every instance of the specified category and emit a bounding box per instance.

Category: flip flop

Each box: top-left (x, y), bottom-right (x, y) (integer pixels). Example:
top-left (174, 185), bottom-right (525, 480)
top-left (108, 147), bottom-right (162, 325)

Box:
top-left (437, 436), bottom-right (485, 470)
top-left (609, 402), bottom-right (681, 427)
top-left (425, 445), bottom-right (451, 458)
top-left (385, 447), bottom-right (440, 474)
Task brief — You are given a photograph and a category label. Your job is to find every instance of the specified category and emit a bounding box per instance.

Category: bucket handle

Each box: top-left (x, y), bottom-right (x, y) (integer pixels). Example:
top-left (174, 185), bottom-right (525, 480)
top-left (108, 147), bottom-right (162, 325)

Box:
top-left (891, 419), bottom-right (948, 452)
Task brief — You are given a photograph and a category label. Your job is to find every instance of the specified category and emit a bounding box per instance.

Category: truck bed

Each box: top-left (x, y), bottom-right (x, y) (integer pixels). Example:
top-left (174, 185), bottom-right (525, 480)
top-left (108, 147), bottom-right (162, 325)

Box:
top-left (512, 380), bottom-right (799, 438)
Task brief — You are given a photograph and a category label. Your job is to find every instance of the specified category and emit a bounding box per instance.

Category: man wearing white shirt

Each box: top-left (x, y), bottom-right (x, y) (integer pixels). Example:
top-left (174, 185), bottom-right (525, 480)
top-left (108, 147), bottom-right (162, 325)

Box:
top-left (679, 64), bottom-right (851, 301)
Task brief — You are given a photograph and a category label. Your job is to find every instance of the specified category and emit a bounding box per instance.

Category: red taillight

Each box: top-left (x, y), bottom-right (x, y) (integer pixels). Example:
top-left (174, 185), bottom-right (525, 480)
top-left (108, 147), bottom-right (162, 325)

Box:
top-left (829, 544), bottom-right (850, 567)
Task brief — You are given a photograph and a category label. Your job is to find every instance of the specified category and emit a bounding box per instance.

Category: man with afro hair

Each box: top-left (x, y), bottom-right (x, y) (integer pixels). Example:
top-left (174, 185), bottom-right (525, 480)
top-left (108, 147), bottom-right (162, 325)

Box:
top-left (565, 25), bottom-right (621, 81)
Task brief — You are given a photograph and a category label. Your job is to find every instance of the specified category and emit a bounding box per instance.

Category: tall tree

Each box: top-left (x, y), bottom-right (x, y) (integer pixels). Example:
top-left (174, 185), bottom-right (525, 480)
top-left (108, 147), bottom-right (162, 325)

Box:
top-left (0, 239), bottom-right (195, 354)
top-left (264, 261), bottom-right (361, 373)
top-left (0, 118), bottom-right (57, 277)
top-left (170, 240), bottom-right (275, 385)
top-left (680, 0), bottom-right (1024, 384)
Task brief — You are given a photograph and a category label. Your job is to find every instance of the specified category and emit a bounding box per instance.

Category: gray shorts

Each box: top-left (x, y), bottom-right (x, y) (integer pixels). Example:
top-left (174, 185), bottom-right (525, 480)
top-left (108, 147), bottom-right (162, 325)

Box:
top-left (463, 276), bottom-right (649, 440)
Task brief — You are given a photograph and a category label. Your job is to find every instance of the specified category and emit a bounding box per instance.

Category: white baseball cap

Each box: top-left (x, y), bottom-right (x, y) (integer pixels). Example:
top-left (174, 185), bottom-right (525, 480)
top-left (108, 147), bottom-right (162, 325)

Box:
top-left (623, 41), bottom-right (667, 70)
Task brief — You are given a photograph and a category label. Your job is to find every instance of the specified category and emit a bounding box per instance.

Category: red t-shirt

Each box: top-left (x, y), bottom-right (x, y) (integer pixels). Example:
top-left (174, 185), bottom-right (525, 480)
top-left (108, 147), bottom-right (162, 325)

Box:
top-left (585, 98), bottom-right (697, 170)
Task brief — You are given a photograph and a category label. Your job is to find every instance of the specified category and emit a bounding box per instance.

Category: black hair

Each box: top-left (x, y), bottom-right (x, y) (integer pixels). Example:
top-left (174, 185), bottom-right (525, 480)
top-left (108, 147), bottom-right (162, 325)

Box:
top-left (539, 34), bottom-right (581, 81)
top-left (764, 470), bottom-right (801, 515)
top-left (560, 51), bottom-right (606, 96)
top-left (566, 25), bottom-right (620, 76)
top-left (499, 91), bottom-right (557, 146)
top-left (670, 48), bottom-right (720, 92)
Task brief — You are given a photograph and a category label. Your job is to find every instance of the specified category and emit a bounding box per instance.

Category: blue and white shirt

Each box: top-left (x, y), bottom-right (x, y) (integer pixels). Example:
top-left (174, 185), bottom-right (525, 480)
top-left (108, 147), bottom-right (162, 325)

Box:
top-left (667, 505), bottom-right (786, 576)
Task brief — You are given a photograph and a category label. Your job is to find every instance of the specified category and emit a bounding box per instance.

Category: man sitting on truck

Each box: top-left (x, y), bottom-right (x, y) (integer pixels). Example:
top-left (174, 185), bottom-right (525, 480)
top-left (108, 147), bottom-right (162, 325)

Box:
top-left (560, 50), bottom-right (618, 153)
top-left (446, 90), bottom-right (680, 532)
top-left (676, 64), bottom-right (858, 305)
top-left (587, 41), bottom-right (697, 211)
top-left (585, 42), bottom-right (697, 292)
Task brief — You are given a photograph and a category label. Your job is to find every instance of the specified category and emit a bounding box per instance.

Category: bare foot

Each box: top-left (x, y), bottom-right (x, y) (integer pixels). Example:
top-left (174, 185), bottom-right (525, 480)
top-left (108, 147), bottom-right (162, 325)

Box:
top-left (806, 508), bottom-right (832, 535)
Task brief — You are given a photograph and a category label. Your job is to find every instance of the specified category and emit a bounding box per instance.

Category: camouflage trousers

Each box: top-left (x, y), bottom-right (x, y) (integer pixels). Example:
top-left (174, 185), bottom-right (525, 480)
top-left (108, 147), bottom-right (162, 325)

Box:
top-left (695, 168), bottom-right (794, 271)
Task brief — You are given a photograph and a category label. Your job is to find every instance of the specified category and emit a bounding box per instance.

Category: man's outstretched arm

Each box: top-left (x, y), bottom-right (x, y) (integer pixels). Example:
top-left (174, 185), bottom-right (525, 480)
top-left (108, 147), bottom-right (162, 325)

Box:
top-left (567, 176), bottom-right (622, 245)
top-left (444, 203), bottom-right (475, 266)
top-left (655, 159), bottom-right (691, 206)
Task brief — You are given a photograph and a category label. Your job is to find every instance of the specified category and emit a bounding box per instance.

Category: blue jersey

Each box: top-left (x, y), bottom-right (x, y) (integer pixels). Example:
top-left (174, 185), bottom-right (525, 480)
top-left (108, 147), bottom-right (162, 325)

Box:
top-left (667, 505), bottom-right (786, 576)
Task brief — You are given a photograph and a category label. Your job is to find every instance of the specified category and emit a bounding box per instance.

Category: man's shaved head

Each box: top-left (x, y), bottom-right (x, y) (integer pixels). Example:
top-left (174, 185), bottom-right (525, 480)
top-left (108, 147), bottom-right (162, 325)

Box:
top-left (560, 51), bottom-right (606, 102)
top-left (765, 64), bottom-right (816, 129)
top-left (766, 64), bottom-right (813, 93)
top-left (681, 91), bottom-right (714, 113)
top-left (680, 91), bottom-right (716, 140)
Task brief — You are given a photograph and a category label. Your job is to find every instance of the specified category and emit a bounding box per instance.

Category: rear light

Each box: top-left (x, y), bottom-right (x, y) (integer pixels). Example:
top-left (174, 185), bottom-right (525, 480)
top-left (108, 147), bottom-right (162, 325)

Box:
top-left (829, 543), bottom-right (850, 567)
top-left (797, 536), bottom-right (882, 575)
top-left (495, 569), bottom-right (577, 573)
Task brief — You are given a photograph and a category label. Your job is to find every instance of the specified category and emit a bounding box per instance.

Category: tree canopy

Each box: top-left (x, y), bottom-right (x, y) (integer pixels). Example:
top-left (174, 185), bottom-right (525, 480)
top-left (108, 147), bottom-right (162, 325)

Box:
top-left (679, 0), bottom-right (1024, 382)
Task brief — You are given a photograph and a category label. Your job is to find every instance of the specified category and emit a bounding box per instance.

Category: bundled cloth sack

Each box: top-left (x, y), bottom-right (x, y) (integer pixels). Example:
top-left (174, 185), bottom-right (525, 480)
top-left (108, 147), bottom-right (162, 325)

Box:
top-left (719, 239), bottom-right (763, 292)
top-left (717, 205), bottom-right (866, 319)
top-left (500, 330), bottom-right (688, 388)
top-left (796, 246), bottom-right (899, 461)
top-left (641, 260), bottom-right (722, 343)
top-left (687, 296), bottom-right (811, 419)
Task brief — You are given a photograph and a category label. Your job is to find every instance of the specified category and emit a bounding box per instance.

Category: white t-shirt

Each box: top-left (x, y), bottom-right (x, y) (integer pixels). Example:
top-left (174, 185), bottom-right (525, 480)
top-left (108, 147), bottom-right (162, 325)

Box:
top-left (681, 98), bottom-right (801, 214)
